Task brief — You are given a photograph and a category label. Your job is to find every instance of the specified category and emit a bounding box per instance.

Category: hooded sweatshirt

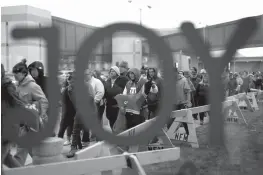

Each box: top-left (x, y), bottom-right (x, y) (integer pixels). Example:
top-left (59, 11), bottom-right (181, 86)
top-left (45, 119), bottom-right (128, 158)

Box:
top-left (123, 68), bottom-right (147, 95)
top-left (28, 61), bottom-right (48, 97)
top-left (16, 75), bottom-right (48, 117)
top-left (122, 68), bottom-right (148, 114)
top-left (174, 74), bottom-right (191, 105)
top-left (145, 68), bottom-right (162, 106)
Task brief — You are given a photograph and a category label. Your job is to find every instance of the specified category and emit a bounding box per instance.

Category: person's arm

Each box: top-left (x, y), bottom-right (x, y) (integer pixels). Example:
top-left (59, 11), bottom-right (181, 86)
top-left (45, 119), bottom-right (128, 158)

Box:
top-left (30, 83), bottom-right (49, 116)
top-left (94, 79), bottom-right (105, 103)
top-left (6, 82), bottom-right (27, 107)
top-left (123, 86), bottom-right (127, 95)
top-left (183, 80), bottom-right (192, 107)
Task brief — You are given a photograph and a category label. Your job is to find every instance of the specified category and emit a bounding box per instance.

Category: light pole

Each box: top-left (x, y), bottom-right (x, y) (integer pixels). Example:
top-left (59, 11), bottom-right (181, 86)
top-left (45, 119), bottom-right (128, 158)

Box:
top-left (128, 0), bottom-right (152, 26)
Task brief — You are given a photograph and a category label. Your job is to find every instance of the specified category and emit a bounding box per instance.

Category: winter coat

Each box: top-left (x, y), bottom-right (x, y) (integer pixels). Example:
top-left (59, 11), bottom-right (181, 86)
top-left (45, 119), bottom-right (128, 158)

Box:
top-left (145, 68), bottom-right (162, 107)
top-left (104, 76), bottom-right (126, 107)
top-left (16, 75), bottom-right (48, 119)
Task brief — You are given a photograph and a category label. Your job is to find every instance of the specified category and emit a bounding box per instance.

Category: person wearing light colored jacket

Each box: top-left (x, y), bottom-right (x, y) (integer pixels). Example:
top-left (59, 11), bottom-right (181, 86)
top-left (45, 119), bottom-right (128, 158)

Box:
top-left (84, 69), bottom-right (105, 142)
top-left (12, 59), bottom-right (48, 166)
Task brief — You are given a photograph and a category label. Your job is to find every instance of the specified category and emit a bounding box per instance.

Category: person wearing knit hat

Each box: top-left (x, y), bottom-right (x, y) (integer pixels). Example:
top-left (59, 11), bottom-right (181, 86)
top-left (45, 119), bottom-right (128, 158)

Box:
top-left (110, 66), bottom-right (120, 76)
top-left (12, 59), bottom-right (49, 165)
top-left (103, 66), bottom-right (127, 130)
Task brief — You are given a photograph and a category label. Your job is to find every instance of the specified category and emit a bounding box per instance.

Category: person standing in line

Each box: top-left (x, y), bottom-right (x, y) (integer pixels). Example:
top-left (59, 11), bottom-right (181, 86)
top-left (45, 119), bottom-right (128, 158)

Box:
top-left (28, 61), bottom-right (48, 97)
top-left (240, 71), bottom-right (250, 93)
top-left (121, 68), bottom-right (149, 130)
top-left (66, 71), bottom-right (96, 158)
top-left (167, 68), bottom-right (192, 136)
top-left (104, 66), bottom-right (126, 130)
top-left (254, 71), bottom-right (263, 90)
top-left (1, 64), bottom-right (26, 168)
top-left (12, 59), bottom-right (48, 166)
top-left (190, 67), bottom-right (202, 120)
top-left (118, 61), bottom-right (129, 86)
top-left (227, 72), bottom-right (238, 96)
top-left (196, 73), bottom-right (210, 125)
top-left (82, 69), bottom-right (105, 145)
top-left (57, 73), bottom-right (75, 146)
top-left (145, 67), bottom-right (162, 119)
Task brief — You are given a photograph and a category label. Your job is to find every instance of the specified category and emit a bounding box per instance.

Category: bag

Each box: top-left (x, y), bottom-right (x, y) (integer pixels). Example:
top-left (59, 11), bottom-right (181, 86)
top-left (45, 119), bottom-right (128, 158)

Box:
top-left (23, 103), bottom-right (44, 132)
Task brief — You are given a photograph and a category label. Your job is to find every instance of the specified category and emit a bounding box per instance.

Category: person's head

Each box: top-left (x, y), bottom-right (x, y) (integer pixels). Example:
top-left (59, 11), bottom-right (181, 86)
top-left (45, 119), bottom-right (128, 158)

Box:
top-left (127, 68), bottom-right (140, 82)
top-left (242, 71), bottom-right (248, 78)
top-left (1, 64), bottom-right (5, 78)
top-left (202, 73), bottom-right (209, 83)
top-left (190, 67), bottom-right (198, 78)
top-left (28, 61), bottom-right (44, 79)
top-left (200, 69), bottom-right (207, 76)
top-left (109, 66), bottom-right (120, 79)
top-left (12, 59), bottom-right (28, 82)
top-left (128, 72), bottom-right (135, 81)
top-left (229, 72), bottom-right (234, 79)
top-left (234, 72), bottom-right (239, 78)
top-left (93, 70), bottom-right (101, 79)
top-left (85, 69), bottom-right (93, 82)
top-left (119, 61), bottom-right (129, 75)
top-left (184, 71), bottom-right (191, 79)
top-left (148, 68), bottom-right (156, 79)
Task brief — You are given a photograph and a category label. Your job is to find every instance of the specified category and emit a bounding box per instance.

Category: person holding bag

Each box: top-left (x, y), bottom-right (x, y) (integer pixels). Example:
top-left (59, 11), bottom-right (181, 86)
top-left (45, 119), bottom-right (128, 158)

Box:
top-left (11, 59), bottom-right (49, 166)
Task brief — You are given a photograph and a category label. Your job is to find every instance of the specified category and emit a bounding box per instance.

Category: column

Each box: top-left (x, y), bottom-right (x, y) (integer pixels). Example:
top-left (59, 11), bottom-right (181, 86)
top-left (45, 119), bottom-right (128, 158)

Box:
top-left (1, 5), bottom-right (52, 75)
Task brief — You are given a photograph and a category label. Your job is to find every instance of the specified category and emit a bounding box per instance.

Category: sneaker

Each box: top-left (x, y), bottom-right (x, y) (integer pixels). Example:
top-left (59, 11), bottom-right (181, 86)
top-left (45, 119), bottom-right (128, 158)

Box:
top-left (66, 147), bottom-right (78, 158)
top-left (63, 140), bottom-right (71, 146)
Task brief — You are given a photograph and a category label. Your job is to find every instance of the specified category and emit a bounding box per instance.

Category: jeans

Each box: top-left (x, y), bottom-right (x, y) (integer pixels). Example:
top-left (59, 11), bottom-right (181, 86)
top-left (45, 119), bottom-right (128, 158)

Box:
top-left (71, 115), bottom-right (88, 149)
top-left (106, 106), bottom-right (119, 129)
top-left (58, 116), bottom-right (74, 139)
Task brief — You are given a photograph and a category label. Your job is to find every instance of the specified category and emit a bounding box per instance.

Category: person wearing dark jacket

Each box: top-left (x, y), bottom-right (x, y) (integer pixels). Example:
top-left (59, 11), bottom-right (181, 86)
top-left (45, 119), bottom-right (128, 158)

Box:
top-left (58, 74), bottom-right (75, 146)
top-left (196, 73), bottom-right (210, 125)
top-left (227, 73), bottom-right (238, 96)
top-left (145, 67), bottom-right (162, 119)
top-left (118, 61), bottom-right (129, 87)
top-left (66, 71), bottom-right (95, 158)
top-left (1, 64), bottom-right (25, 168)
top-left (104, 66), bottom-right (126, 129)
top-left (190, 67), bottom-right (202, 120)
top-left (28, 61), bottom-right (48, 97)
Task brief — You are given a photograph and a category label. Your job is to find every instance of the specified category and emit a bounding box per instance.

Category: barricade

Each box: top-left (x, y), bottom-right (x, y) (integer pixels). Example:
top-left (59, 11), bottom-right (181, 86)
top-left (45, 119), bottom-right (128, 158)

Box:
top-left (166, 109), bottom-right (199, 148)
top-left (246, 92), bottom-right (259, 110)
top-left (250, 88), bottom-right (263, 102)
top-left (74, 118), bottom-right (178, 175)
top-left (166, 100), bottom-right (247, 148)
top-left (3, 147), bottom-right (180, 175)
top-left (226, 93), bottom-right (254, 111)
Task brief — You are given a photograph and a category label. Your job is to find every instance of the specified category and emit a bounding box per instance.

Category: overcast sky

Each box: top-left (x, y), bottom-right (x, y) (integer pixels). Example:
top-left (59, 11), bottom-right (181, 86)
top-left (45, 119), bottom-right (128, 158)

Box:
top-left (1, 0), bottom-right (263, 56)
top-left (1, 0), bottom-right (263, 29)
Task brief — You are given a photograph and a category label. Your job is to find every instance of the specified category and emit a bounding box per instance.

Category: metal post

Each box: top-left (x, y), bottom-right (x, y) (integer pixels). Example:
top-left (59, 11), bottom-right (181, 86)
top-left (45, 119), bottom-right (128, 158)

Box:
top-left (203, 26), bottom-right (206, 44)
top-left (139, 8), bottom-right (142, 26)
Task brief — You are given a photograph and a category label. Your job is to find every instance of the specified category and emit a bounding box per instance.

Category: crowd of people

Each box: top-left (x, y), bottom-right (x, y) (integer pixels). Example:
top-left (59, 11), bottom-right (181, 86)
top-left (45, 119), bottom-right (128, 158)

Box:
top-left (2, 58), bottom-right (263, 167)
